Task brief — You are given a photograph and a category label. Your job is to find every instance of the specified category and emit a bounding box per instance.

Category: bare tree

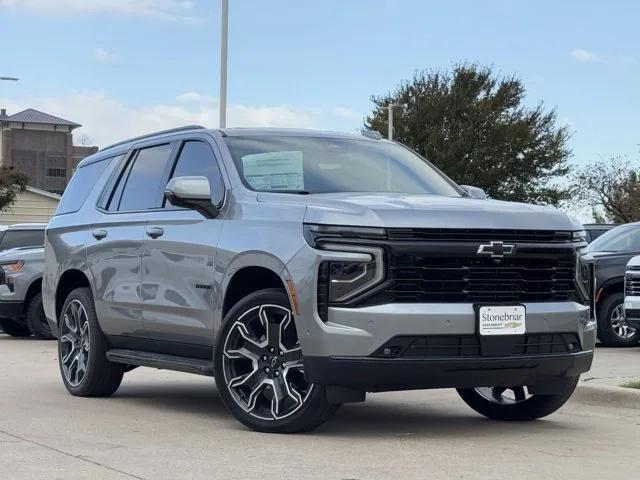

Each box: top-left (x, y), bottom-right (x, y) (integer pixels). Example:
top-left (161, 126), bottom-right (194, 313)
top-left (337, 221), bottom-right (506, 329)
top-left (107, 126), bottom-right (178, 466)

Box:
top-left (571, 157), bottom-right (640, 223)
top-left (76, 133), bottom-right (93, 146)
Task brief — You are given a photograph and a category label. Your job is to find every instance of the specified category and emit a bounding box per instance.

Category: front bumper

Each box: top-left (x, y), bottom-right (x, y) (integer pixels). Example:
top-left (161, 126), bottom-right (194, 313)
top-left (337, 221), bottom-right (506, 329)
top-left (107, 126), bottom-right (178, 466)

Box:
top-left (624, 295), bottom-right (640, 329)
top-left (0, 300), bottom-right (24, 320)
top-left (304, 351), bottom-right (593, 392)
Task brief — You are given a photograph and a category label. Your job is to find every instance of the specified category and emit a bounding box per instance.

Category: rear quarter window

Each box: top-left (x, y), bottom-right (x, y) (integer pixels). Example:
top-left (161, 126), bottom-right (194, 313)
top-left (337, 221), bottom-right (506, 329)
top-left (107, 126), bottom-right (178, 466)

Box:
top-left (55, 156), bottom-right (118, 215)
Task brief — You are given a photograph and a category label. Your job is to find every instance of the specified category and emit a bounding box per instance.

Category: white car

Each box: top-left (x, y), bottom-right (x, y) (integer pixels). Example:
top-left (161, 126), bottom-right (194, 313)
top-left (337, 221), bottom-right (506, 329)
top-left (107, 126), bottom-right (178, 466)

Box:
top-left (624, 255), bottom-right (640, 332)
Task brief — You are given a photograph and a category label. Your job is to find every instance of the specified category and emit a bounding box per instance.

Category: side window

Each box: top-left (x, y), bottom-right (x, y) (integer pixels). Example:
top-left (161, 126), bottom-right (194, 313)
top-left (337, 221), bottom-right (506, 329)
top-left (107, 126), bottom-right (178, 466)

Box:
top-left (0, 230), bottom-right (45, 250)
top-left (55, 156), bottom-right (116, 215)
top-left (116, 144), bottom-right (173, 212)
top-left (166, 141), bottom-right (225, 207)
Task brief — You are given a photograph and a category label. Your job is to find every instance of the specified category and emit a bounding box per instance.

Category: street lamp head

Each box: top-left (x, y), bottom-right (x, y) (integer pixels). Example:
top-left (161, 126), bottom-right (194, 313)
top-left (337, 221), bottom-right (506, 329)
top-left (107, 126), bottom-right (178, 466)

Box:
top-left (0, 77), bottom-right (19, 81)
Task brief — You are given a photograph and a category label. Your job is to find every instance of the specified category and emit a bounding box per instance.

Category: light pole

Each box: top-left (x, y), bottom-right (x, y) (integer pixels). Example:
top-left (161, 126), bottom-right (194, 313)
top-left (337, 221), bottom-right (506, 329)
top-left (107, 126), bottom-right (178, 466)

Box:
top-left (219, 0), bottom-right (229, 128)
top-left (383, 103), bottom-right (407, 141)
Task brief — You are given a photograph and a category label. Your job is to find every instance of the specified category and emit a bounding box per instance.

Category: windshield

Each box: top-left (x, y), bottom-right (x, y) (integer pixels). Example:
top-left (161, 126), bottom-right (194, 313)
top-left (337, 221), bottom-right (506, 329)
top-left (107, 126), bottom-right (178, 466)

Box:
top-left (586, 224), bottom-right (640, 253)
top-left (223, 135), bottom-right (462, 196)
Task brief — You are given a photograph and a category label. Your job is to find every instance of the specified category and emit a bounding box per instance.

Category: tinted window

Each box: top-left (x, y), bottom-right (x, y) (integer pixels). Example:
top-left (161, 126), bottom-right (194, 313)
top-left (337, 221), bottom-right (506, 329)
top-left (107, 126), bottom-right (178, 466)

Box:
top-left (55, 157), bottom-right (115, 215)
top-left (223, 136), bottom-right (461, 196)
top-left (586, 225), bottom-right (640, 253)
top-left (0, 230), bottom-right (45, 250)
top-left (167, 141), bottom-right (225, 207)
top-left (117, 144), bottom-right (172, 211)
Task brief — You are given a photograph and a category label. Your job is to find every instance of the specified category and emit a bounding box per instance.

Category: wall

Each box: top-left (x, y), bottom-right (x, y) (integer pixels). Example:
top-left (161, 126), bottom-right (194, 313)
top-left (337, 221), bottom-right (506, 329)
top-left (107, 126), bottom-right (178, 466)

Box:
top-left (0, 189), bottom-right (59, 225)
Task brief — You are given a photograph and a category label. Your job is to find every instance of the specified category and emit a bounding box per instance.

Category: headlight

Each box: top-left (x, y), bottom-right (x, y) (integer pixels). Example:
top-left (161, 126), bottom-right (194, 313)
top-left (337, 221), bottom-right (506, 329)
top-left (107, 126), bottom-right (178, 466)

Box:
top-left (304, 224), bottom-right (386, 248)
top-left (0, 261), bottom-right (24, 273)
top-left (572, 230), bottom-right (587, 243)
top-left (319, 244), bottom-right (385, 303)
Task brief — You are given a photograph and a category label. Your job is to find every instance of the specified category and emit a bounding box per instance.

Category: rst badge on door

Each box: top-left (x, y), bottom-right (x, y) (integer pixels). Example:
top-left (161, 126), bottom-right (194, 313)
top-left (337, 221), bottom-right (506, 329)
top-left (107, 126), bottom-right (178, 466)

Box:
top-left (478, 305), bottom-right (526, 336)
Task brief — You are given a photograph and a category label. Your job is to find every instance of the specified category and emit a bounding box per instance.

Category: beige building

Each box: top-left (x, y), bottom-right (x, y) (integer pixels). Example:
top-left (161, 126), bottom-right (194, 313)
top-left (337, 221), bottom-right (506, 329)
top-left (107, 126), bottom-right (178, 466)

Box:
top-left (0, 186), bottom-right (60, 226)
top-left (0, 108), bottom-right (98, 195)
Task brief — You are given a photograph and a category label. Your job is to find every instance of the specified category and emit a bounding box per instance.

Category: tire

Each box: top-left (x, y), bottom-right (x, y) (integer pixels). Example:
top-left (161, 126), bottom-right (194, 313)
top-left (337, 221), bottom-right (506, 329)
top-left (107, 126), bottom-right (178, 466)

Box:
top-left (58, 287), bottom-right (125, 397)
top-left (457, 376), bottom-right (579, 421)
top-left (0, 318), bottom-right (32, 337)
top-left (597, 292), bottom-right (639, 347)
top-left (214, 288), bottom-right (338, 433)
top-left (25, 292), bottom-right (55, 340)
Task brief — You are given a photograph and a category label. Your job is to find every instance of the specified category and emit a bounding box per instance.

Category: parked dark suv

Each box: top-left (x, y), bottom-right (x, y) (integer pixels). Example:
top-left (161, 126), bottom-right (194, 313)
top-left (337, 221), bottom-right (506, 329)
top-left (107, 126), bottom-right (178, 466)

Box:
top-left (43, 126), bottom-right (595, 433)
top-left (583, 223), bottom-right (640, 346)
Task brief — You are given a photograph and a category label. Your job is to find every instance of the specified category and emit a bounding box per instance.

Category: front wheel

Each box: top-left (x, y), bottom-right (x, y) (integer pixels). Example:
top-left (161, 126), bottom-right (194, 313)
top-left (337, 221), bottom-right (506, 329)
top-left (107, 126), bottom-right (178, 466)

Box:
top-left (25, 292), bottom-right (55, 340)
top-left (214, 288), bottom-right (338, 433)
top-left (597, 292), bottom-right (638, 347)
top-left (457, 376), bottom-right (579, 421)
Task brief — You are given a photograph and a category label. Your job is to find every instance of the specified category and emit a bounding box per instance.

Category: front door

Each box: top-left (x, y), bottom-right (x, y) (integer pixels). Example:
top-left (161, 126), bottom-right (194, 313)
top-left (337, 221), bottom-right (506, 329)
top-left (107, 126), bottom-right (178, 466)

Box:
top-left (139, 139), bottom-right (227, 353)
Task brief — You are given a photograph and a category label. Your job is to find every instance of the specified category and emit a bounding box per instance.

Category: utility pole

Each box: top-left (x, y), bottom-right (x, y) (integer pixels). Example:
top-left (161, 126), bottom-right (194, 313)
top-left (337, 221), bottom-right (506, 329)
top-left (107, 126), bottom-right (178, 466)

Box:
top-left (219, 0), bottom-right (229, 128)
top-left (384, 103), bottom-right (407, 141)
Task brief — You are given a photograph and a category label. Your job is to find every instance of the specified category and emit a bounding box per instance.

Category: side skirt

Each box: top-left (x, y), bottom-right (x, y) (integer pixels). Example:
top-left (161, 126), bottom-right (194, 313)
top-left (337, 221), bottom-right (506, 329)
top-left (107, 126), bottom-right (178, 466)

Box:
top-left (106, 349), bottom-right (214, 376)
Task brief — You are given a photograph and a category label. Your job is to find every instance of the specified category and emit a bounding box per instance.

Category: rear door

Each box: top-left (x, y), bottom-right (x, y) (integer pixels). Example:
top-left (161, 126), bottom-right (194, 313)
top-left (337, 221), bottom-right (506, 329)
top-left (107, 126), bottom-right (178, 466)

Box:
top-left (87, 143), bottom-right (175, 340)
top-left (139, 137), bottom-right (226, 353)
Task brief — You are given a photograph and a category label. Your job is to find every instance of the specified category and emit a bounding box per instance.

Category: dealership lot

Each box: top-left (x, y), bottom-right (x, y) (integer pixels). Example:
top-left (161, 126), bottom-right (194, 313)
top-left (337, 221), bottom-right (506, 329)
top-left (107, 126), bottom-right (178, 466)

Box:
top-left (1, 335), bottom-right (639, 480)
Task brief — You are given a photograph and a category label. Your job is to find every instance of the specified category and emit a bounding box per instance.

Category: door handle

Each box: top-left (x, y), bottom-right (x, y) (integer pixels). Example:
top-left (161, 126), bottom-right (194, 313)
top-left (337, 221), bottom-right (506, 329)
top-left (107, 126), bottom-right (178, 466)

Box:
top-left (145, 226), bottom-right (164, 239)
top-left (92, 229), bottom-right (107, 240)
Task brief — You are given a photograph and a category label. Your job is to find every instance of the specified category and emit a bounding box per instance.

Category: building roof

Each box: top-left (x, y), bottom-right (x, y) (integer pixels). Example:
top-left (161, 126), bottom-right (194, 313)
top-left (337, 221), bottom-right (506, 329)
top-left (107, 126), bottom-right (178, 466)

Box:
top-left (25, 186), bottom-right (62, 201)
top-left (3, 108), bottom-right (81, 128)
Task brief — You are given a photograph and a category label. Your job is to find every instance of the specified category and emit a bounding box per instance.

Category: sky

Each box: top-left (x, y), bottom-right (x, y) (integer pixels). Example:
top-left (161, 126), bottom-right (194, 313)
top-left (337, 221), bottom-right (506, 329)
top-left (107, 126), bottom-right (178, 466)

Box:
top-left (0, 0), bottom-right (639, 169)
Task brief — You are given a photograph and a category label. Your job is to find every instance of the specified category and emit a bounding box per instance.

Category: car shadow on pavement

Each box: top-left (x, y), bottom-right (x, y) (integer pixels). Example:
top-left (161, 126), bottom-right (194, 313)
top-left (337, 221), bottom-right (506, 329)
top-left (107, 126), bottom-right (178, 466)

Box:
top-left (110, 381), bottom-right (585, 438)
top-left (113, 382), bottom-right (228, 417)
top-left (313, 401), bottom-right (581, 439)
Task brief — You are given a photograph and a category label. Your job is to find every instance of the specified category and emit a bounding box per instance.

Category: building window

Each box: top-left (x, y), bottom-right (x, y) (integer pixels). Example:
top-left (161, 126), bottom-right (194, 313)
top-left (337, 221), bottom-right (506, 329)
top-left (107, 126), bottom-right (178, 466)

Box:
top-left (46, 168), bottom-right (67, 178)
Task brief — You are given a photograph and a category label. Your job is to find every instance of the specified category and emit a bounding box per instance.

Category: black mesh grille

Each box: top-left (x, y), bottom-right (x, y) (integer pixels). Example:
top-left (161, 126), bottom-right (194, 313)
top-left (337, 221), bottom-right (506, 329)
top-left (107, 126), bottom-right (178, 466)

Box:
top-left (384, 253), bottom-right (575, 304)
top-left (387, 228), bottom-right (572, 243)
top-left (372, 333), bottom-right (581, 358)
top-left (626, 274), bottom-right (640, 296)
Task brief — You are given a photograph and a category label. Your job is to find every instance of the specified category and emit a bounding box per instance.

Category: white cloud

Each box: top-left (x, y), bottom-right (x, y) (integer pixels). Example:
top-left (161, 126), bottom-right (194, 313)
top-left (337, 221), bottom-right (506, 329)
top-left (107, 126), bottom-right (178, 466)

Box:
top-left (94, 47), bottom-right (117, 63)
top-left (0, 0), bottom-right (199, 23)
top-left (328, 106), bottom-right (361, 121)
top-left (570, 48), bottom-right (601, 63)
top-left (0, 92), bottom-right (361, 147)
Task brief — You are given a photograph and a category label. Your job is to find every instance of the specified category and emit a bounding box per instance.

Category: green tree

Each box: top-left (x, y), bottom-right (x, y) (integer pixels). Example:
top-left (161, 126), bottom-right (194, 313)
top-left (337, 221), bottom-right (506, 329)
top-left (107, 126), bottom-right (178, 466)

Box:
top-left (571, 157), bottom-right (640, 223)
top-left (0, 167), bottom-right (28, 211)
top-left (365, 64), bottom-right (572, 205)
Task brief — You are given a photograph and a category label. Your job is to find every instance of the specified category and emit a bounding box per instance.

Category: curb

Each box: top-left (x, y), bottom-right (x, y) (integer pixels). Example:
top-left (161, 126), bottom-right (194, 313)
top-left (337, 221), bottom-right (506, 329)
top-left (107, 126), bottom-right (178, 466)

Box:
top-left (572, 383), bottom-right (640, 410)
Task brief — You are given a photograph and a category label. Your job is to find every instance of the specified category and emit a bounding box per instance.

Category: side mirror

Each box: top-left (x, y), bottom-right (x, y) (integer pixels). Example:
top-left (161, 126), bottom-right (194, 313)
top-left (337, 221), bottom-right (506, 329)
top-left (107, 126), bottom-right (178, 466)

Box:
top-left (461, 185), bottom-right (488, 200)
top-left (165, 176), bottom-right (219, 218)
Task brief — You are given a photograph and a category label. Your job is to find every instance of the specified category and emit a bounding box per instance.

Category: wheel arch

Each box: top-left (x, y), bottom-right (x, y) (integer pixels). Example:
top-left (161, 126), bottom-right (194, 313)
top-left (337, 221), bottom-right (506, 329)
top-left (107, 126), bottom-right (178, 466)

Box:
top-left (222, 265), bottom-right (288, 319)
top-left (596, 276), bottom-right (624, 307)
top-left (55, 269), bottom-right (92, 321)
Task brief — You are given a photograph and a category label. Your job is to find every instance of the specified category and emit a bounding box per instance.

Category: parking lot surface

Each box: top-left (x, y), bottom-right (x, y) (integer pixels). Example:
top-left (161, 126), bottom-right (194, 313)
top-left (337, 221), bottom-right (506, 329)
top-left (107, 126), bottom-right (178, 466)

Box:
top-left (1, 335), bottom-right (639, 480)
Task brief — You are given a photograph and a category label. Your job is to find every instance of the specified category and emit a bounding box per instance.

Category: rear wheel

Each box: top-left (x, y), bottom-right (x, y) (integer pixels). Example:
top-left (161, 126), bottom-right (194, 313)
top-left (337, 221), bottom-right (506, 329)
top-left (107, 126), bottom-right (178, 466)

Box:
top-left (0, 318), bottom-right (31, 337)
top-left (457, 376), bottom-right (579, 421)
top-left (25, 292), bottom-right (55, 340)
top-left (597, 292), bottom-right (638, 347)
top-left (214, 288), bottom-right (338, 433)
top-left (58, 287), bottom-right (124, 397)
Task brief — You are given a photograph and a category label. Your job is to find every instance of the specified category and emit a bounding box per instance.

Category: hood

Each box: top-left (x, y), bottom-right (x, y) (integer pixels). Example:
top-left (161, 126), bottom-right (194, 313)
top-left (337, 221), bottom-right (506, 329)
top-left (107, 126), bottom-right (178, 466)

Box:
top-left (0, 246), bottom-right (44, 262)
top-left (257, 193), bottom-right (578, 231)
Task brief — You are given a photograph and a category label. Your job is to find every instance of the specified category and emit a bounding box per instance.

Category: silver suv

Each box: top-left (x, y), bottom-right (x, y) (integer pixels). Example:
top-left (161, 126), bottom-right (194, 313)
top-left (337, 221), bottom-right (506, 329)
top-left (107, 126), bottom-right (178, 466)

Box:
top-left (43, 126), bottom-right (595, 433)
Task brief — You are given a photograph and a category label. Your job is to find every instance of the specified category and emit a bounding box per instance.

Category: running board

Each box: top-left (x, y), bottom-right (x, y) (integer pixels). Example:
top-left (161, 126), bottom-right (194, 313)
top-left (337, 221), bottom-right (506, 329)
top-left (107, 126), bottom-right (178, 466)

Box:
top-left (106, 349), bottom-right (214, 376)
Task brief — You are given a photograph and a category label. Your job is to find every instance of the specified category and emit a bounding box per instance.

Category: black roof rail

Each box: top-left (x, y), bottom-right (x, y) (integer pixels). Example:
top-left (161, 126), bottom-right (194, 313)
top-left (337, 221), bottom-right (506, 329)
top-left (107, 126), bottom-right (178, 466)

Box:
top-left (100, 125), bottom-right (207, 152)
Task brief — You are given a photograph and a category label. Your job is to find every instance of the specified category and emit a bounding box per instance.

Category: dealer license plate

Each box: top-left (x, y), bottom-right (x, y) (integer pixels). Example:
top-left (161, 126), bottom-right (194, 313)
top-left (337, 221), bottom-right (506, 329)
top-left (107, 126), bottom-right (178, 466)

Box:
top-left (478, 305), bottom-right (526, 336)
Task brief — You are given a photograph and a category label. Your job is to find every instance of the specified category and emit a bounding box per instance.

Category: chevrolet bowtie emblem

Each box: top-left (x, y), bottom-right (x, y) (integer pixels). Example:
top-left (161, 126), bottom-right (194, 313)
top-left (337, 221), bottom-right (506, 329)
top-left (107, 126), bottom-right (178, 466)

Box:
top-left (477, 241), bottom-right (515, 258)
